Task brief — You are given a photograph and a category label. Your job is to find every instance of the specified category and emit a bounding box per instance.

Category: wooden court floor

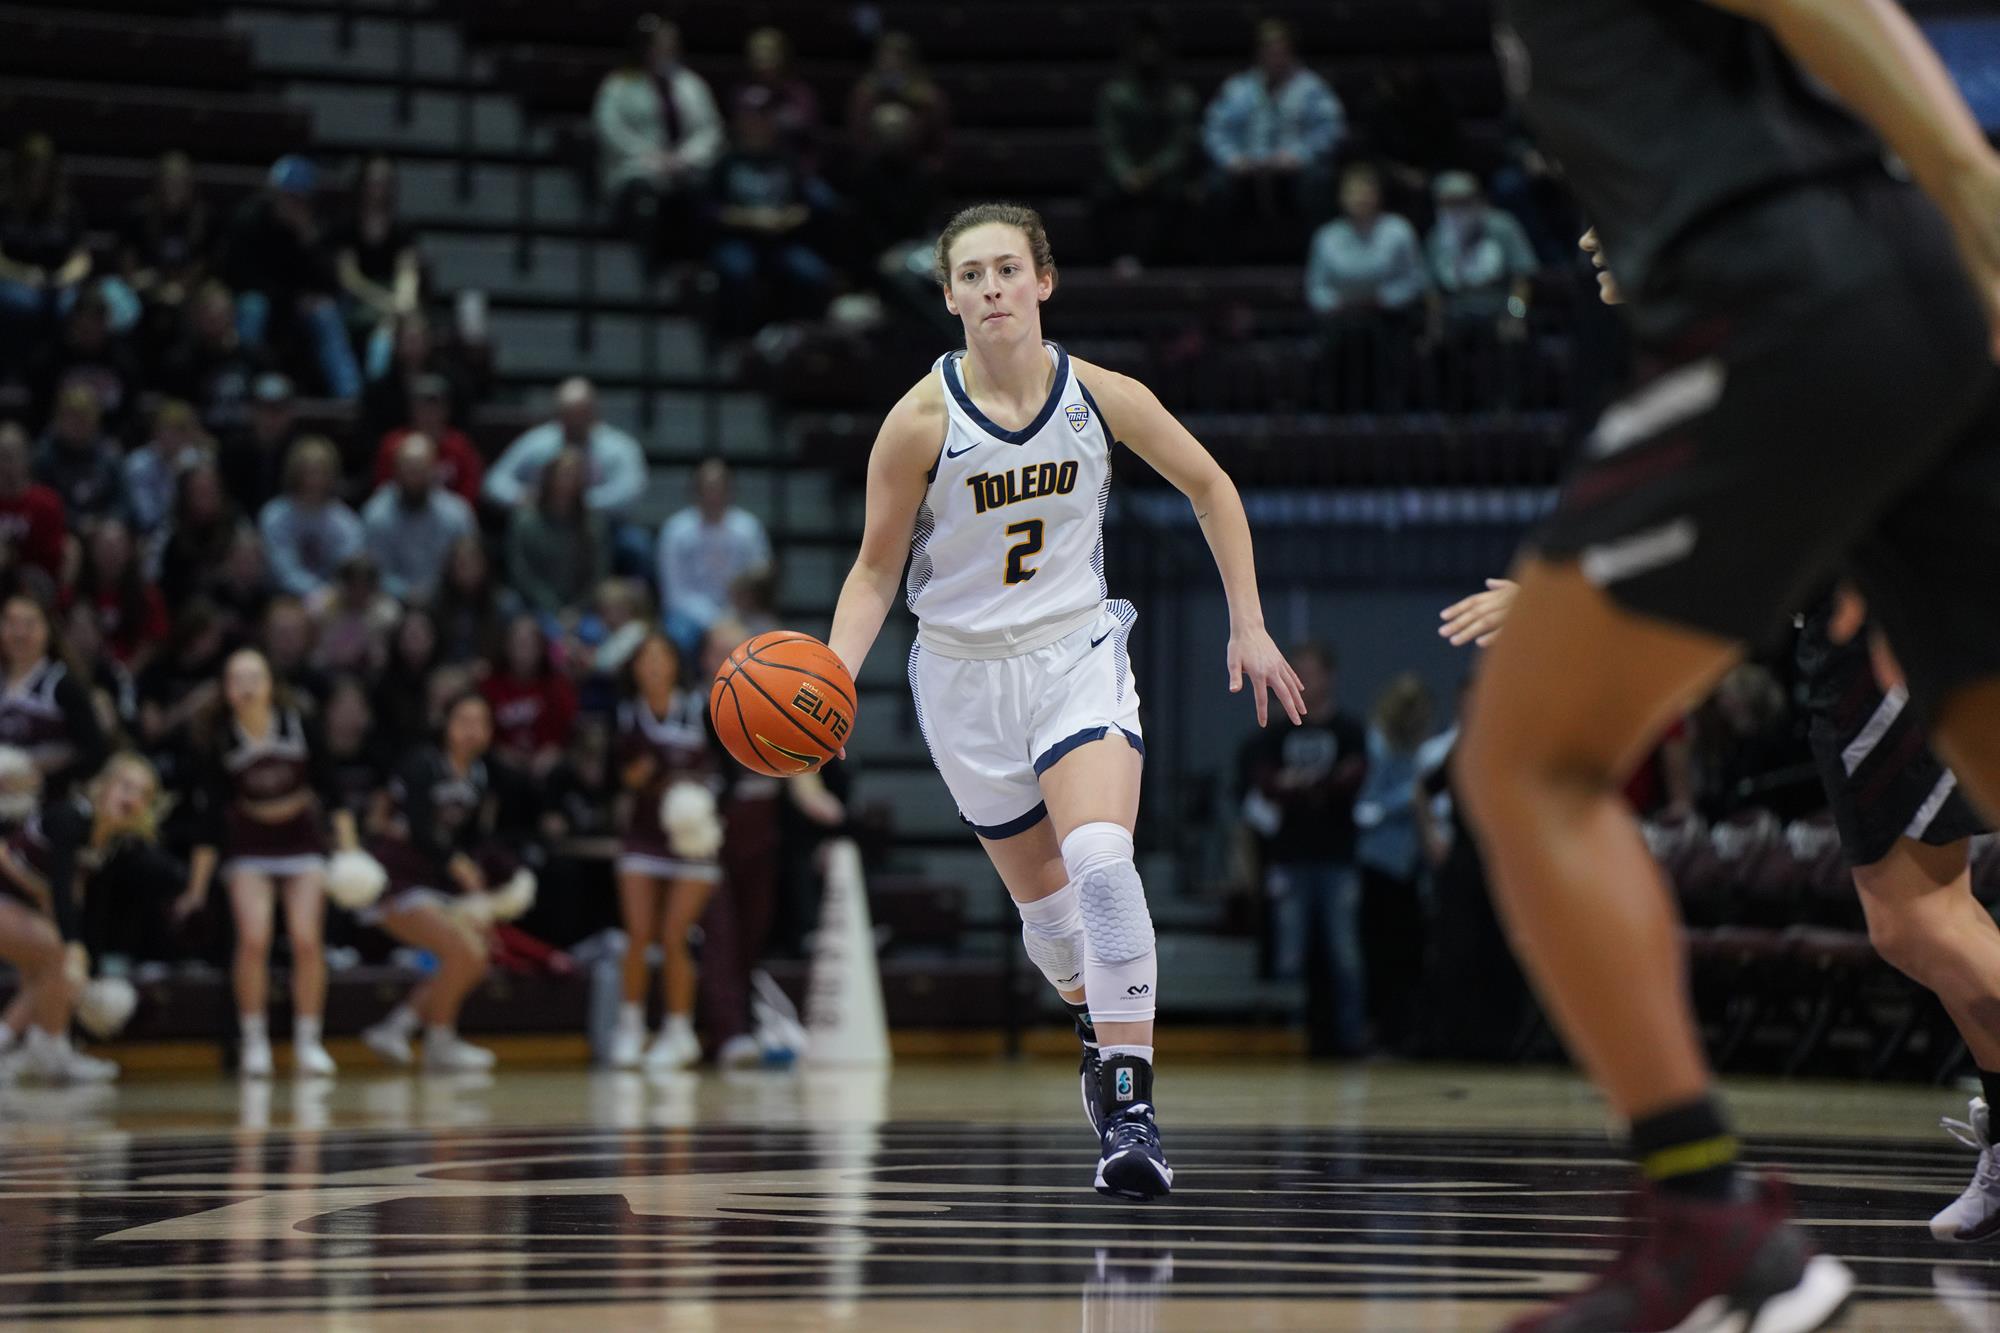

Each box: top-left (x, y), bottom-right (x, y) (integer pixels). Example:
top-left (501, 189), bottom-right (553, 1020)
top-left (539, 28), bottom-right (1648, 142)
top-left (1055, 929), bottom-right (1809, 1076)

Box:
top-left (2, 1059), bottom-right (1998, 1330)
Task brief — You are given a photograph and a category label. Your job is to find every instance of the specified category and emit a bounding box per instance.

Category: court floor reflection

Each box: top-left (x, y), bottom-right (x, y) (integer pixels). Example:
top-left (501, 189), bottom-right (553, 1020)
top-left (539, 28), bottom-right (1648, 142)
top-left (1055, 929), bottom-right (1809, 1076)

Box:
top-left (0, 1062), bottom-right (1996, 1330)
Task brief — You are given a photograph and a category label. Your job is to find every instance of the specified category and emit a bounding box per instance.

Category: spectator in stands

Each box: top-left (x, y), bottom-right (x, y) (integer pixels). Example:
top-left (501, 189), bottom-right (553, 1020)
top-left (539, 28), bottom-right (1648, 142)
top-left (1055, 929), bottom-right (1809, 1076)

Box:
top-left (1201, 20), bottom-right (1345, 256)
top-left (482, 614), bottom-right (577, 779)
top-left (736, 27), bottom-right (821, 162)
top-left (219, 156), bottom-right (362, 400)
top-left (1354, 674), bottom-right (1434, 1055)
top-left (1095, 26), bottom-right (1199, 270)
top-left (135, 595), bottom-right (227, 760)
top-left (162, 281), bottom-right (269, 432)
top-left (708, 89), bottom-right (835, 339)
top-left (28, 284), bottom-right (144, 434)
top-left (260, 595), bottom-right (329, 703)
top-left (433, 535), bottom-right (504, 667)
top-left (333, 156), bottom-right (422, 382)
top-left (1425, 171), bottom-right (1539, 408)
top-left (728, 568), bottom-right (779, 639)
top-left (220, 373), bottom-right (304, 518)
top-left (655, 458), bottom-right (771, 658)
top-left (120, 151), bottom-right (212, 325)
top-left (34, 386), bottom-right (124, 527)
top-left (569, 577), bottom-right (650, 691)
top-left (845, 33), bottom-right (949, 263)
top-left (596, 15), bottom-right (724, 270)
top-left (122, 399), bottom-right (213, 539)
top-left (207, 524), bottom-right (272, 636)
top-left (1305, 164), bottom-right (1431, 411)
top-left (485, 378), bottom-right (646, 564)
top-left (506, 449), bottom-right (609, 623)
top-left (1237, 641), bottom-right (1369, 1056)
top-left (0, 422), bottom-right (67, 585)
top-left (373, 606), bottom-right (441, 743)
top-left (311, 555), bottom-right (395, 681)
top-left (258, 436), bottom-right (363, 599)
top-left (69, 518), bottom-right (168, 675)
top-left (155, 460), bottom-right (241, 611)
top-left (320, 676), bottom-right (386, 821)
top-left (0, 135), bottom-right (97, 357)
top-left (849, 33), bottom-right (949, 174)
top-left (361, 433), bottom-right (476, 605)
top-left (62, 598), bottom-right (133, 737)
top-left (373, 375), bottom-right (481, 506)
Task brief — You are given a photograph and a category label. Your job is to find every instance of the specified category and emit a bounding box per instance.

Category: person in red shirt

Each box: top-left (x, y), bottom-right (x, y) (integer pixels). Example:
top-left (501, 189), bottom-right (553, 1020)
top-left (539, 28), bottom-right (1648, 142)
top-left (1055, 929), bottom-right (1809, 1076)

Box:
top-left (479, 614), bottom-right (577, 779)
top-left (372, 375), bottom-right (481, 506)
top-left (0, 423), bottom-right (67, 582)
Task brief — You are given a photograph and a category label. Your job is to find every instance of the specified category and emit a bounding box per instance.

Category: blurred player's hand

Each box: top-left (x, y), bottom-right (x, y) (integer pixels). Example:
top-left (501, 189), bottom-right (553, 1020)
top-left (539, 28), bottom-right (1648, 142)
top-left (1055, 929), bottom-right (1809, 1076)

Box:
top-left (1579, 229), bottom-right (1622, 306)
top-left (1229, 625), bottom-right (1306, 727)
top-left (1440, 578), bottom-right (1519, 647)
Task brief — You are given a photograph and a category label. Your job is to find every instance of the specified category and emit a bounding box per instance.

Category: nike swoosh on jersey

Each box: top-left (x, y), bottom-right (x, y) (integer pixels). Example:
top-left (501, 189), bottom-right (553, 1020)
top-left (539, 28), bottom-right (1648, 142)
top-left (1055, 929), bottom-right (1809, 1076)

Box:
top-left (944, 441), bottom-right (982, 459)
top-left (1089, 631), bottom-right (1112, 649)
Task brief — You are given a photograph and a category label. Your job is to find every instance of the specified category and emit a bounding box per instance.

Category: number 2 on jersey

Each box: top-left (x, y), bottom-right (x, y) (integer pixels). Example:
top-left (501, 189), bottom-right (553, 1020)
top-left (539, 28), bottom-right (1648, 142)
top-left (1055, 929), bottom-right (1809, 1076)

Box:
top-left (1003, 519), bottom-right (1044, 584)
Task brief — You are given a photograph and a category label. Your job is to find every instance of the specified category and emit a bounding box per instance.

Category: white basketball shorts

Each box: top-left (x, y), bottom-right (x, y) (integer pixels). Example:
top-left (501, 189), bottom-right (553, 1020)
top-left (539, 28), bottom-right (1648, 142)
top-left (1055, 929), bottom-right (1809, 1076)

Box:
top-left (908, 600), bottom-right (1143, 839)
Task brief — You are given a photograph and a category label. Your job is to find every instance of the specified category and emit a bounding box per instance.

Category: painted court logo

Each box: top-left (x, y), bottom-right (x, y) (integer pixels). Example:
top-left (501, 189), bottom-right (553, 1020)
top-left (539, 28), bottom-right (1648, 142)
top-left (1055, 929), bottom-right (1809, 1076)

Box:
top-left (1065, 402), bottom-right (1090, 433)
top-left (1115, 1067), bottom-right (1135, 1102)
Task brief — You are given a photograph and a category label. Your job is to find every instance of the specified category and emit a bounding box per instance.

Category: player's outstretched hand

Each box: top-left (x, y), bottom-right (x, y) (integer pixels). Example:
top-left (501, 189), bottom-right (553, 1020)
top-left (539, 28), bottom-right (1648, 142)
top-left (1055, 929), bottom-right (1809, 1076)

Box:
top-left (1439, 578), bottom-right (1519, 647)
top-left (1229, 626), bottom-right (1306, 727)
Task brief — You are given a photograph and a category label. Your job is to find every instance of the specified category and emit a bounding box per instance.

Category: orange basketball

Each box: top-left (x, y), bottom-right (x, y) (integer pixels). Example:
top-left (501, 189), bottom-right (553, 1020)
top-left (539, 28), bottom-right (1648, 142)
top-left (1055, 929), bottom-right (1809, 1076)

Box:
top-left (709, 630), bottom-right (857, 777)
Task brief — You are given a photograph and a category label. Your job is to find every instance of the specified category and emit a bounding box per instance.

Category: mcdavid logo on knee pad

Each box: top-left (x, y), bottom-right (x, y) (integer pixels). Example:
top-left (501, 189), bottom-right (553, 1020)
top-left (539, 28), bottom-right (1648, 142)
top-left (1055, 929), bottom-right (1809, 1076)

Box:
top-left (1126, 984), bottom-right (1149, 996)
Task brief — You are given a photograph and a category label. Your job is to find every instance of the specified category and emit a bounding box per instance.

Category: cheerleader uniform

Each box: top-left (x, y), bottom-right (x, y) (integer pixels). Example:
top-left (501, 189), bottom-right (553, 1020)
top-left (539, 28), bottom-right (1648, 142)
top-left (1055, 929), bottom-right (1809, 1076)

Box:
top-left (364, 746), bottom-right (509, 921)
top-left (0, 659), bottom-right (108, 801)
top-left (192, 708), bottom-right (333, 880)
top-left (615, 691), bottom-right (723, 884)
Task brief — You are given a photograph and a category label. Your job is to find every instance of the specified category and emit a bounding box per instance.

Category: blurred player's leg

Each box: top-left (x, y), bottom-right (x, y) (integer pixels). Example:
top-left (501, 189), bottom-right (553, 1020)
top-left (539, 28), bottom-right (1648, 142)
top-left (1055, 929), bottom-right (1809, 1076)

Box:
top-left (282, 874), bottom-right (335, 1077)
top-left (646, 877), bottom-right (714, 1070)
top-left (1460, 558), bottom-right (1849, 1332)
top-left (612, 871), bottom-right (662, 1070)
top-left (376, 902), bottom-right (494, 1072)
top-left (228, 872), bottom-right (277, 1078)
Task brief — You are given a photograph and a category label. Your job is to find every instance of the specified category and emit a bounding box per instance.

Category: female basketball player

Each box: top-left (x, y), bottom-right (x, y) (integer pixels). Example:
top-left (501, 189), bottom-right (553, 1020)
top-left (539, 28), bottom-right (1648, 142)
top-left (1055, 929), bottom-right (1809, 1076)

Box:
top-left (1456, 0), bottom-right (2000, 1309)
top-left (609, 631), bottom-right (722, 1071)
top-left (0, 592), bottom-right (108, 803)
top-left (1443, 225), bottom-right (2000, 1248)
top-left (358, 691), bottom-right (509, 1073)
top-left (0, 753), bottom-right (161, 1084)
top-left (827, 202), bottom-right (1304, 1200)
top-left (180, 649), bottom-right (356, 1078)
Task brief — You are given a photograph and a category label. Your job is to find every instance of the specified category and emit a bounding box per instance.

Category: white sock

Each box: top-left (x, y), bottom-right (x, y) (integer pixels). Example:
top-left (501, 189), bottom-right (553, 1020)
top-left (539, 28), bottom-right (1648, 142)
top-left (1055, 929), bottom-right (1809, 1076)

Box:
top-left (382, 1005), bottom-right (419, 1035)
top-left (1099, 1043), bottom-right (1154, 1066)
top-left (0, 1020), bottom-right (17, 1052)
top-left (662, 1013), bottom-right (694, 1042)
top-left (294, 1016), bottom-right (322, 1046)
top-left (619, 1002), bottom-right (643, 1033)
top-left (240, 1014), bottom-right (269, 1044)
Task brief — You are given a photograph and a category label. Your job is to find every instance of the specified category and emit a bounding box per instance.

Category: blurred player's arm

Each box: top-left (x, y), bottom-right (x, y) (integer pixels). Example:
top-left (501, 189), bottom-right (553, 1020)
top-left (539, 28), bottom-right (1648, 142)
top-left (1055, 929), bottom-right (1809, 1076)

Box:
top-left (827, 377), bottom-right (942, 680)
top-left (1706, 0), bottom-right (2000, 340)
top-left (1073, 361), bottom-right (1305, 727)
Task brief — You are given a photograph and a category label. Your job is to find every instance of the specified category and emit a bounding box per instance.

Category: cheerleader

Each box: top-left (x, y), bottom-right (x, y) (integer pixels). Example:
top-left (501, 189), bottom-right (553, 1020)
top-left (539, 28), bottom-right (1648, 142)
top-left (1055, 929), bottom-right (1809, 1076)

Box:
top-left (177, 650), bottom-right (356, 1078)
top-left (0, 754), bottom-right (162, 1084)
top-left (610, 631), bottom-right (722, 1070)
top-left (0, 592), bottom-right (109, 804)
top-left (358, 690), bottom-right (517, 1072)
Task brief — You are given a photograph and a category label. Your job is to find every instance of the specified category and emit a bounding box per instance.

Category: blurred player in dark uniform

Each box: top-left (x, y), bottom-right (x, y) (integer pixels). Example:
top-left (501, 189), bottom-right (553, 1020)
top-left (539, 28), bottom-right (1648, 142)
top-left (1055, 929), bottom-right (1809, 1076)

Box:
top-left (0, 754), bottom-right (160, 1084)
top-left (358, 691), bottom-right (516, 1072)
top-left (1452, 1), bottom-right (2000, 1328)
top-left (608, 632), bottom-right (723, 1071)
top-left (179, 650), bottom-right (358, 1079)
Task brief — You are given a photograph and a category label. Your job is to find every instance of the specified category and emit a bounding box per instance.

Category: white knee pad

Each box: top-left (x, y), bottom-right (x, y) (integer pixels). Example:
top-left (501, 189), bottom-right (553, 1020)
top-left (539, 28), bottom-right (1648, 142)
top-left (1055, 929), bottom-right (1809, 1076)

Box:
top-left (1016, 881), bottom-right (1086, 994)
top-left (1062, 821), bottom-right (1157, 1022)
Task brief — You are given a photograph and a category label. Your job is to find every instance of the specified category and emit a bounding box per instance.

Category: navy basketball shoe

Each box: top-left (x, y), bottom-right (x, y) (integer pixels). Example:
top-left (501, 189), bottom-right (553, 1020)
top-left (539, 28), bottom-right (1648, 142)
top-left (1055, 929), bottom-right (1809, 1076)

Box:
top-left (1094, 1053), bottom-right (1173, 1201)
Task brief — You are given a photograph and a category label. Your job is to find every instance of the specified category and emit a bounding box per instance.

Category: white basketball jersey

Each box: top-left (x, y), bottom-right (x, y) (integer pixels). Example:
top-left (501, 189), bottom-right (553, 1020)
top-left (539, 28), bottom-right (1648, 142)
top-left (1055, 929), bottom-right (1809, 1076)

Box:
top-left (906, 342), bottom-right (1113, 638)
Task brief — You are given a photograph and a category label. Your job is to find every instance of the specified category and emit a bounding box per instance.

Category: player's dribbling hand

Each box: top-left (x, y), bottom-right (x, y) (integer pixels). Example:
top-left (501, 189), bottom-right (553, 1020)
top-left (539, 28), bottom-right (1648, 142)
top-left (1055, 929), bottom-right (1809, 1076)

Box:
top-left (1228, 625), bottom-right (1307, 727)
top-left (1579, 229), bottom-right (1622, 306)
top-left (1439, 578), bottom-right (1519, 647)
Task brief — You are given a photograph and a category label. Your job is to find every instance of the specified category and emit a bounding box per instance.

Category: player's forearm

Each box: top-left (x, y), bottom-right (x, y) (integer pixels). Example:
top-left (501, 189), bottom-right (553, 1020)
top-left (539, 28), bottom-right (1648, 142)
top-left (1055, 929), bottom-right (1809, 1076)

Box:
top-left (1189, 474), bottom-right (1268, 632)
top-left (1747, 0), bottom-right (1995, 198)
top-left (828, 562), bottom-right (900, 679)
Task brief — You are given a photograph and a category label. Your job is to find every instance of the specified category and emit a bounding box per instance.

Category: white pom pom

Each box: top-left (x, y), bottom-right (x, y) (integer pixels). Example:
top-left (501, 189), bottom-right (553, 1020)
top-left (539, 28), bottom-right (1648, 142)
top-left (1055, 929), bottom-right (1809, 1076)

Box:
top-left (0, 744), bottom-right (41, 823)
top-left (663, 781), bottom-right (723, 860)
top-left (489, 869), bottom-right (537, 922)
top-left (77, 976), bottom-right (138, 1039)
top-left (453, 891), bottom-right (498, 926)
top-left (326, 850), bottom-right (388, 911)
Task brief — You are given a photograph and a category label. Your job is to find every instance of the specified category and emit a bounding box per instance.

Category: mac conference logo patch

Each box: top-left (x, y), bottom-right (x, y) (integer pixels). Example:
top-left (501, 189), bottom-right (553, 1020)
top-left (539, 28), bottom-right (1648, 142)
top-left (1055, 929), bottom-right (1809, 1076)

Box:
top-left (1065, 402), bottom-right (1090, 433)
